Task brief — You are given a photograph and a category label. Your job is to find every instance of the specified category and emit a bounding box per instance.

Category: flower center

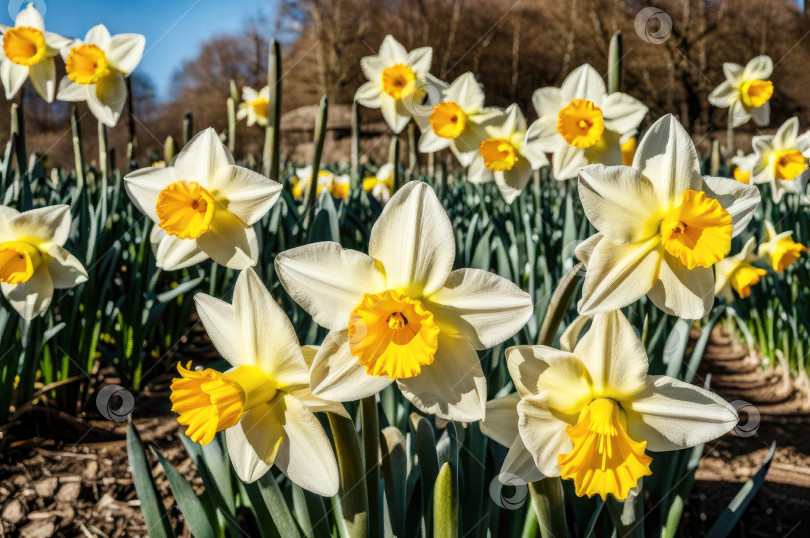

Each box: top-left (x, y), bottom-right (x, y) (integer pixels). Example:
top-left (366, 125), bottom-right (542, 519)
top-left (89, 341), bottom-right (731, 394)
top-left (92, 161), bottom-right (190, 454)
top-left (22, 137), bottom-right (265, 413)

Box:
top-left (729, 264), bottom-right (767, 298)
top-left (2, 27), bottom-right (46, 66)
top-left (740, 79), bottom-right (773, 108)
top-left (170, 362), bottom-right (278, 445)
top-left (659, 190), bottom-right (732, 270)
top-left (0, 241), bottom-right (42, 284)
top-left (479, 138), bottom-right (517, 171)
top-left (348, 290), bottom-right (440, 380)
top-left (733, 167), bottom-right (750, 184)
top-left (430, 101), bottom-right (467, 139)
top-left (251, 97), bottom-right (270, 118)
top-left (771, 149), bottom-right (807, 181)
top-left (381, 64), bottom-right (416, 100)
top-left (557, 99), bottom-right (605, 148)
top-left (156, 180), bottom-right (216, 239)
top-left (772, 237), bottom-right (808, 272)
top-left (66, 44), bottom-right (113, 85)
top-left (558, 398), bottom-right (652, 501)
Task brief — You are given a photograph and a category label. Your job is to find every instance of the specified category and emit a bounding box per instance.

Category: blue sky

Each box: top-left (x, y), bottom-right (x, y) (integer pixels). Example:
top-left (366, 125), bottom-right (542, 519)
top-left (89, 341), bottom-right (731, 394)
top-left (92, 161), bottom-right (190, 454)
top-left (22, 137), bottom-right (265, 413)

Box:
top-left (5, 0), bottom-right (278, 100)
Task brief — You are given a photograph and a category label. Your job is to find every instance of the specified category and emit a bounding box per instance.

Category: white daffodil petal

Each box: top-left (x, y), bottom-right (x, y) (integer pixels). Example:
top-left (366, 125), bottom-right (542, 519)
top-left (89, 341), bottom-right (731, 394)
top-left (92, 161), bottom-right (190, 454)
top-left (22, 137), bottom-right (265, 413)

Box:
top-left (9, 205), bottom-right (71, 246)
top-left (552, 143), bottom-right (587, 181)
top-left (0, 61), bottom-right (28, 100)
top-left (647, 253), bottom-right (713, 319)
top-left (406, 47), bottom-right (433, 77)
top-left (480, 393), bottom-right (520, 448)
top-left (380, 95), bottom-right (411, 134)
top-left (105, 34), bottom-right (145, 74)
top-left (288, 383), bottom-right (349, 418)
top-left (56, 77), bottom-right (88, 102)
top-left (379, 35), bottom-right (408, 64)
top-left (494, 159), bottom-right (533, 204)
top-left (124, 166), bottom-right (176, 223)
top-left (419, 128), bottom-right (450, 153)
top-left (226, 398), bottom-right (284, 483)
top-left (428, 268), bottom-right (532, 350)
top-left (632, 115), bottom-right (702, 205)
top-left (575, 233), bottom-right (602, 267)
top-left (368, 181), bottom-right (455, 296)
top-left (466, 155), bottom-right (493, 184)
top-left (728, 100), bottom-right (751, 129)
top-left (310, 330), bottom-right (393, 400)
top-left (85, 85), bottom-right (120, 127)
top-left (560, 64), bottom-right (606, 103)
top-left (774, 117), bottom-right (799, 150)
top-left (742, 55), bottom-right (773, 80)
top-left (397, 331), bottom-right (486, 422)
top-left (174, 128), bottom-right (234, 187)
top-left (233, 268), bottom-right (309, 390)
top-left (27, 59), bottom-right (55, 102)
top-left (212, 165), bottom-right (281, 225)
top-left (506, 345), bottom-right (592, 413)
top-left (196, 210), bottom-right (256, 270)
top-left (573, 310), bottom-right (648, 399)
top-left (153, 229), bottom-right (208, 270)
top-left (625, 375), bottom-right (738, 452)
top-left (559, 315), bottom-right (591, 353)
top-left (578, 237), bottom-right (662, 315)
top-left (526, 117), bottom-right (563, 153)
top-left (722, 62), bottom-right (743, 81)
top-left (15, 4), bottom-right (45, 31)
top-left (751, 102), bottom-right (770, 127)
top-left (501, 435), bottom-right (545, 484)
top-left (445, 72), bottom-right (484, 112)
top-left (701, 176), bottom-right (760, 236)
top-left (272, 394), bottom-right (340, 497)
top-left (275, 243), bottom-right (384, 331)
top-left (193, 293), bottom-right (244, 367)
top-left (84, 24), bottom-right (112, 47)
top-left (45, 244), bottom-right (88, 289)
top-left (532, 87), bottom-right (564, 118)
top-left (355, 80), bottom-right (382, 109)
top-left (517, 394), bottom-right (573, 477)
top-left (600, 93), bottom-right (648, 135)
top-left (708, 81), bottom-right (736, 108)
top-left (578, 164), bottom-right (661, 245)
top-left (1, 265), bottom-right (53, 320)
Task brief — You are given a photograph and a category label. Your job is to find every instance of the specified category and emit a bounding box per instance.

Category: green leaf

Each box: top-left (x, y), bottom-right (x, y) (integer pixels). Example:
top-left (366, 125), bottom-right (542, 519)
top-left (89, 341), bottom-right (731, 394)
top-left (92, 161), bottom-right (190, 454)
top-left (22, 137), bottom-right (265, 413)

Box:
top-left (126, 419), bottom-right (174, 538)
top-left (329, 412), bottom-right (368, 538)
top-left (380, 426), bottom-right (407, 538)
top-left (433, 462), bottom-right (459, 538)
top-left (151, 447), bottom-right (217, 538)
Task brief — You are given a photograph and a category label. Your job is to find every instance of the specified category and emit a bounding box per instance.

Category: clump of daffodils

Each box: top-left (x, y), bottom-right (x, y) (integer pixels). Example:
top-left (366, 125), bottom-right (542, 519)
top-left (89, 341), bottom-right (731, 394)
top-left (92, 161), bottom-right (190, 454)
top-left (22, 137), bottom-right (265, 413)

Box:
top-left (750, 117), bottom-right (810, 202)
top-left (275, 181), bottom-right (533, 421)
top-left (170, 268), bottom-right (343, 495)
top-left (482, 310), bottom-right (738, 501)
top-left (237, 85), bottom-right (270, 127)
top-left (527, 64), bottom-right (648, 180)
top-left (576, 114), bottom-right (760, 319)
top-left (124, 128), bottom-right (281, 270)
top-left (0, 205), bottom-right (87, 320)
top-left (57, 25), bottom-right (145, 127)
top-left (355, 35), bottom-right (440, 134)
top-left (758, 220), bottom-right (808, 273)
top-left (714, 238), bottom-right (766, 301)
top-left (363, 163), bottom-right (395, 204)
top-left (709, 56), bottom-right (773, 128)
top-left (292, 167), bottom-right (349, 200)
top-left (0, 4), bottom-right (71, 102)
top-left (468, 104), bottom-right (548, 203)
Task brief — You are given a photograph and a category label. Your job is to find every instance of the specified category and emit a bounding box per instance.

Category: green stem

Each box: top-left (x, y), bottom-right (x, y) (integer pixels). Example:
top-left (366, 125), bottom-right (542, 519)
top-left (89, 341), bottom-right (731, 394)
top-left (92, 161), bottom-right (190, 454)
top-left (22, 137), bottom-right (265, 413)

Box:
top-left (328, 413), bottom-right (368, 538)
top-left (264, 38), bottom-right (282, 180)
top-left (529, 478), bottom-right (569, 538)
top-left (361, 396), bottom-right (380, 537)
top-left (303, 95), bottom-right (328, 231)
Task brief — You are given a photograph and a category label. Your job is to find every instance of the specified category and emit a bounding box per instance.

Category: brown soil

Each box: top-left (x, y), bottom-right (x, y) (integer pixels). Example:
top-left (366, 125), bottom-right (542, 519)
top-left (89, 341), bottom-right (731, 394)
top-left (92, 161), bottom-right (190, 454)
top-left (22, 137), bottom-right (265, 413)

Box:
top-left (1, 325), bottom-right (809, 537)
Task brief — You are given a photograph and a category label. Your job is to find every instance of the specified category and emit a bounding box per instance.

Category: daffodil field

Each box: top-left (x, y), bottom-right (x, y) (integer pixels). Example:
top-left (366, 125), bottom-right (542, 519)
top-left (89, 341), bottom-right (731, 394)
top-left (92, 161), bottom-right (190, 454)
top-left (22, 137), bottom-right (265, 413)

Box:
top-left (2, 4), bottom-right (810, 537)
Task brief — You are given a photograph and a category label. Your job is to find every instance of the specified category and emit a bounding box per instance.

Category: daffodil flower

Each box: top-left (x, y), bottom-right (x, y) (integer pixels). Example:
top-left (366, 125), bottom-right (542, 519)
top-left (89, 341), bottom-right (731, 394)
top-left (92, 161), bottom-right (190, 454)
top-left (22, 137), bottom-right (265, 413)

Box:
top-left (708, 56), bottom-right (773, 128)
top-left (730, 151), bottom-right (756, 184)
top-left (124, 128), bottom-right (281, 271)
top-left (526, 64), bottom-right (648, 180)
top-left (292, 167), bottom-right (348, 200)
top-left (750, 117), bottom-right (810, 202)
top-left (0, 205), bottom-right (87, 320)
top-left (362, 163), bottom-right (395, 204)
top-left (274, 181), bottom-right (533, 421)
top-left (758, 220), bottom-right (807, 273)
top-left (237, 85), bottom-right (270, 127)
top-left (498, 310), bottom-right (738, 500)
top-left (171, 268), bottom-right (343, 494)
top-left (57, 24), bottom-right (145, 127)
top-left (575, 114), bottom-right (760, 319)
top-left (467, 104), bottom-right (548, 204)
top-left (414, 72), bottom-right (502, 166)
top-left (0, 4), bottom-right (71, 102)
top-left (714, 237), bottom-right (766, 302)
top-left (355, 35), bottom-right (438, 134)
